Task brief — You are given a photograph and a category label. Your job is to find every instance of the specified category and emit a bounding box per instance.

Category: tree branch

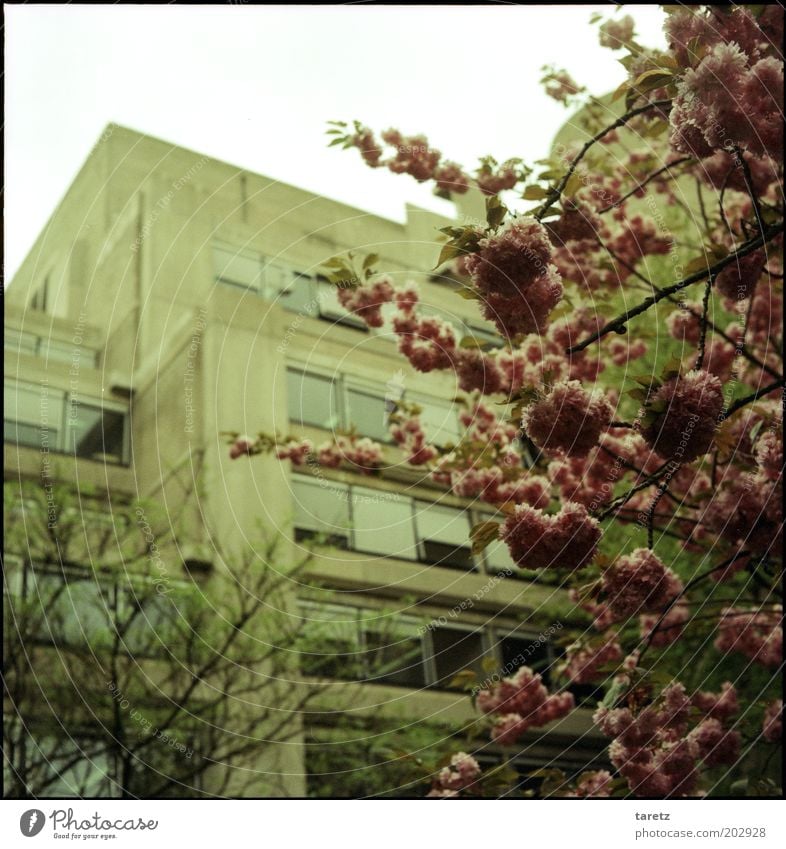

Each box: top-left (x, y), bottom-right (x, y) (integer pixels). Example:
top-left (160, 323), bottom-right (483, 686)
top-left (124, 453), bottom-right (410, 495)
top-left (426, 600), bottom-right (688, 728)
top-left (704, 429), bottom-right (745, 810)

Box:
top-left (538, 99), bottom-right (673, 221)
top-left (566, 223), bottom-right (783, 354)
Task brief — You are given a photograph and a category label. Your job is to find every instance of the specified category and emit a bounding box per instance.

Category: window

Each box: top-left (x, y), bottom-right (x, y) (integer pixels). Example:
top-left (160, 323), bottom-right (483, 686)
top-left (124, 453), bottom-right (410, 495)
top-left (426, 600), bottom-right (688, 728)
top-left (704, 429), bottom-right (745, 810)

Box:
top-left (4, 381), bottom-right (65, 450)
top-left (4, 332), bottom-right (97, 367)
top-left (350, 486), bottom-right (417, 560)
top-left (361, 617), bottom-right (427, 688)
top-left (4, 329), bottom-right (38, 356)
top-left (414, 501), bottom-right (475, 571)
top-left (414, 396), bottom-right (461, 445)
top-left (292, 476), bottom-right (351, 548)
top-left (286, 369), bottom-right (341, 430)
top-left (24, 567), bottom-right (111, 646)
top-left (298, 603), bottom-right (364, 679)
top-left (275, 271), bottom-right (318, 316)
top-left (213, 244), bottom-right (263, 291)
top-left (428, 624), bottom-right (487, 689)
top-left (345, 386), bottom-right (392, 443)
top-left (66, 400), bottom-right (128, 464)
top-left (485, 539), bottom-right (517, 575)
top-left (36, 738), bottom-right (118, 798)
top-left (496, 628), bottom-right (553, 685)
top-left (4, 380), bottom-right (129, 464)
top-left (298, 603), bottom-right (426, 688)
top-left (290, 476), bottom-right (481, 571)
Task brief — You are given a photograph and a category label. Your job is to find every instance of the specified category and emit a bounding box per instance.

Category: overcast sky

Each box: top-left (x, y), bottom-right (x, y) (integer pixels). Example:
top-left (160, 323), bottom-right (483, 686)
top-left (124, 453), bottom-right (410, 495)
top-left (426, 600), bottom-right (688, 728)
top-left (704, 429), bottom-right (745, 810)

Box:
top-left (4, 4), bottom-right (667, 282)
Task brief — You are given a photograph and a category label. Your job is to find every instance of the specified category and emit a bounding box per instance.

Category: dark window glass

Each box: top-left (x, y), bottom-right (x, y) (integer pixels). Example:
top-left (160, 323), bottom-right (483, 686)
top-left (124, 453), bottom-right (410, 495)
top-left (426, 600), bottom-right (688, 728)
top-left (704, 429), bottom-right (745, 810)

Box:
top-left (499, 635), bottom-right (552, 685)
top-left (67, 402), bottom-right (127, 463)
top-left (430, 626), bottom-right (486, 689)
top-left (362, 629), bottom-right (426, 688)
top-left (415, 502), bottom-right (475, 572)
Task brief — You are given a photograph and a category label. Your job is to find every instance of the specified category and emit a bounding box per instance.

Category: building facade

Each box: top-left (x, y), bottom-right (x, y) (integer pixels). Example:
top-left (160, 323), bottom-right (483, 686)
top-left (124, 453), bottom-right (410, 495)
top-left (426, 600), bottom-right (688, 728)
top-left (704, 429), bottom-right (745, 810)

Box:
top-left (4, 125), bottom-right (606, 797)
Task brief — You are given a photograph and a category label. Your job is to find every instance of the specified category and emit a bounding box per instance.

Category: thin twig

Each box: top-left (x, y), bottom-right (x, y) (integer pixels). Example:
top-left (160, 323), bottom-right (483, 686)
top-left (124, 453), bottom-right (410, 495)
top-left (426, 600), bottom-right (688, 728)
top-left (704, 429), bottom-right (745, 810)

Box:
top-left (723, 379), bottom-right (785, 419)
top-left (538, 99), bottom-right (673, 221)
top-left (598, 156), bottom-right (692, 214)
top-left (566, 223), bottom-right (782, 354)
top-left (694, 275), bottom-right (714, 370)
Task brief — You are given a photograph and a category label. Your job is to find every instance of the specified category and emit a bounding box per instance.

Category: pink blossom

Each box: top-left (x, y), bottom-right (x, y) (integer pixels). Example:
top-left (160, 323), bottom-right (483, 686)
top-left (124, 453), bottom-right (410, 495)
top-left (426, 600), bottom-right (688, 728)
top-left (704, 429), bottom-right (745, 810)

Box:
top-left (715, 606), bottom-right (782, 668)
top-left (542, 68), bottom-right (583, 104)
top-left (692, 682), bottom-right (739, 724)
top-left (276, 438), bottom-right (314, 465)
top-left (336, 276), bottom-right (395, 328)
top-left (643, 370), bottom-right (724, 462)
top-left (602, 549), bottom-right (683, 619)
top-left (640, 603), bottom-right (690, 648)
top-left (480, 667), bottom-right (575, 746)
top-left (609, 337), bottom-right (647, 366)
top-left (599, 16), bottom-right (635, 50)
top-left (433, 161), bottom-right (470, 195)
top-left (666, 302), bottom-right (702, 345)
top-left (500, 501), bottom-right (601, 571)
top-left (465, 217), bottom-right (554, 298)
top-left (428, 751), bottom-right (482, 797)
top-left (560, 638), bottom-right (623, 685)
top-left (522, 380), bottom-right (614, 456)
top-left (688, 719), bottom-right (741, 768)
top-left (475, 165), bottom-right (518, 195)
top-left (229, 435), bottom-right (256, 459)
top-left (568, 770), bottom-right (613, 798)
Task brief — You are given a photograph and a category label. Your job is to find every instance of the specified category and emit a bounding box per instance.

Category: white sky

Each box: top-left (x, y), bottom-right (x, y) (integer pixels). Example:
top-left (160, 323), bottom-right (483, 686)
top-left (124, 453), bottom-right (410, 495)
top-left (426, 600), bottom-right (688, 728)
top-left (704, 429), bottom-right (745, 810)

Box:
top-left (4, 4), bottom-right (667, 282)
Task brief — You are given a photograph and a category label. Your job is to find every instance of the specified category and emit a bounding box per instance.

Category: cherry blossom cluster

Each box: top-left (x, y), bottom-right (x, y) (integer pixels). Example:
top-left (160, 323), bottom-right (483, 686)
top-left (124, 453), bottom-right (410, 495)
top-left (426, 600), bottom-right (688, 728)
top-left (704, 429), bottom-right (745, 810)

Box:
top-left (275, 435), bottom-right (384, 475)
top-left (595, 681), bottom-right (741, 797)
top-left (500, 501), bottom-right (601, 571)
top-left (601, 549), bottom-right (684, 620)
top-left (541, 67), bottom-right (584, 105)
top-left (559, 637), bottom-right (623, 685)
top-left (522, 379), bottom-right (615, 456)
top-left (669, 26), bottom-right (784, 158)
top-left (336, 275), bottom-right (395, 328)
top-left (643, 369), bottom-right (725, 462)
top-left (475, 665), bottom-right (574, 745)
top-left (566, 770), bottom-right (613, 798)
top-left (714, 606), bottom-right (783, 668)
top-left (598, 15), bottom-right (635, 50)
top-left (426, 752), bottom-right (482, 798)
top-left (462, 217), bottom-right (564, 338)
top-left (390, 415), bottom-right (439, 466)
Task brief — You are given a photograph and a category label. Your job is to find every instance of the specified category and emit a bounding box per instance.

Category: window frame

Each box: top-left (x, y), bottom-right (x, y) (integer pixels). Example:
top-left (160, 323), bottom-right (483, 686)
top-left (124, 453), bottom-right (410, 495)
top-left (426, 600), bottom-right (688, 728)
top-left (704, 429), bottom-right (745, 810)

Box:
top-left (4, 379), bottom-right (130, 466)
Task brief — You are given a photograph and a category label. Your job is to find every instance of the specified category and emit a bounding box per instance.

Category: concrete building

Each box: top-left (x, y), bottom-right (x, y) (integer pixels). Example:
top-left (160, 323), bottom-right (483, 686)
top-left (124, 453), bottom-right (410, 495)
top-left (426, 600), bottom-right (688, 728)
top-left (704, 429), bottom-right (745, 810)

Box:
top-left (4, 125), bottom-right (606, 797)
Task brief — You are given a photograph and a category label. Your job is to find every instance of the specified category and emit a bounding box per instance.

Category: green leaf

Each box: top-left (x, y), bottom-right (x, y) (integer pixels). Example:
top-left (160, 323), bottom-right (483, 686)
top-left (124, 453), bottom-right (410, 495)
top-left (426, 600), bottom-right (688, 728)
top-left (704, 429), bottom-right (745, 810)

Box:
top-left (485, 195), bottom-right (508, 229)
top-left (362, 253), bottom-right (379, 270)
top-left (522, 185), bottom-right (549, 200)
top-left (447, 669), bottom-right (478, 691)
top-left (611, 80), bottom-right (631, 102)
top-left (633, 68), bottom-right (674, 88)
top-left (627, 387), bottom-right (649, 403)
top-left (459, 335), bottom-right (486, 350)
top-left (456, 286), bottom-right (480, 301)
top-left (470, 520), bottom-right (501, 555)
